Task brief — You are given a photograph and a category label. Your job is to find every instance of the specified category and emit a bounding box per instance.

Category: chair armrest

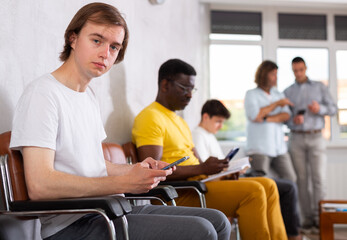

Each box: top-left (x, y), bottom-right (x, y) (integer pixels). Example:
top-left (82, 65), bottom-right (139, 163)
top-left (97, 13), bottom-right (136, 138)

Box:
top-left (112, 195), bottom-right (132, 214)
top-left (10, 196), bottom-right (131, 220)
top-left (159, 181), bottom-right (208, 193)
top-left (125, 185), bottom-right (178, 202)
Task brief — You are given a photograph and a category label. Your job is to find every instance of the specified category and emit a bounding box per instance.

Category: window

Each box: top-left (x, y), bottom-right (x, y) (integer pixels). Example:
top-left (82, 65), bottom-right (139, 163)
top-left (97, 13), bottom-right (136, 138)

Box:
top-left (277, 48), bottom-right (329, 90)
top-left (210, 10), bottom-right (262, 41)
top-left (209, 44), bottom-right (262, 141)
top-left (209, 10), bottom-right (263, 141)
top-left (335, 15), bottom-right (347, 41)
top-left (336, 50), bottom-right (347, 137)
top-left (277, 47), bottom-right (331, 139)
top-left (278, 13), bottom-right (327, 40)
top-left (208, 6), bottom-right (346, 144)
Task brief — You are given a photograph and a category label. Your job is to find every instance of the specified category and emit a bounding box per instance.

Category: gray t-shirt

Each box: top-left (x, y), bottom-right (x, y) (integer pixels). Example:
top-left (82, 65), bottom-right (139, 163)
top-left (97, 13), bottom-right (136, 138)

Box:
top-left (10, 74), bottom-right (107, 238)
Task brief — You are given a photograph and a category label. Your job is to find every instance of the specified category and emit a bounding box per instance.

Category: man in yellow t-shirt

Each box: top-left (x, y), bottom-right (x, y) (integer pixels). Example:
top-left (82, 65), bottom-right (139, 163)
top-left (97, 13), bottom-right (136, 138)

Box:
top-left (132, 59), bottom-right (288, 240)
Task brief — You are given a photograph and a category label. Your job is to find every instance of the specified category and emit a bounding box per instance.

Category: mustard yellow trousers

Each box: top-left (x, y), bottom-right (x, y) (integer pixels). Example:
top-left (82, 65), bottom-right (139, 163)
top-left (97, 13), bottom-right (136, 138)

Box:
top-left (175, 177), bottom-right (287, 240)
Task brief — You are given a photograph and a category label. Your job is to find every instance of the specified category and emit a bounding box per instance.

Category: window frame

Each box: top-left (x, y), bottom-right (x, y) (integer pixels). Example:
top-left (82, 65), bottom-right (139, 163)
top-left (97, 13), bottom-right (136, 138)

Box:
top-left (208, 4), bottom-right (347, 147)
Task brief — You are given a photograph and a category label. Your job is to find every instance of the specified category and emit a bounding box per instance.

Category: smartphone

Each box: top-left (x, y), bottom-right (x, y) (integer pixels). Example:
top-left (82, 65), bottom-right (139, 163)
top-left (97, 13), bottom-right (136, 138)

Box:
top-left (297, 109), bottom-right (306, 115)
top-left (161, 156), bottom-right (190, 170)
top-left (225, 147), bottom-right (240, 161)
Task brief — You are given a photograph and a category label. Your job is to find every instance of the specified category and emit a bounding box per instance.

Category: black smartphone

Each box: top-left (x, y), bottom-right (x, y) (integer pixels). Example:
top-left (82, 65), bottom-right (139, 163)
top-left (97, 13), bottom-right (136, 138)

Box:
top-left (225, 147), bottom-right (240, 161)
top-left (297, 109), bottom-right (306, 115)
top-left (161, 156), bottom-right (190, 170)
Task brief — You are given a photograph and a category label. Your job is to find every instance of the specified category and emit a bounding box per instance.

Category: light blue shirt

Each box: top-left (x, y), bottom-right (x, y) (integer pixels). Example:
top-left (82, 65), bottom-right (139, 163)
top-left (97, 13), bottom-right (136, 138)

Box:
top-left (245, 87), bottom-right (291, 157)
top-left (284, 79), bottom-right (337, 131)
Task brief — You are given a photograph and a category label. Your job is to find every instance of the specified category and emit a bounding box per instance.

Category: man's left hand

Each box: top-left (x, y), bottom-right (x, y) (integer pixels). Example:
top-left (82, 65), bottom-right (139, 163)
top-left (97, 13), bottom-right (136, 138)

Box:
top-left (220, 172), bottom-right (240, 180)
top-left (308, 100), bottom-right (320, 114)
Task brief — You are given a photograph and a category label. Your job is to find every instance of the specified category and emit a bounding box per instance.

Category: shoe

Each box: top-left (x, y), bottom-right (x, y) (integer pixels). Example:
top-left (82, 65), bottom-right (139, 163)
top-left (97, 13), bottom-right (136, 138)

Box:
top-left (311, 226), bottom-right (319, 235)
top-left (302, 219), bottom-right (314, 229)
top-left (288, 234), bottom-right (303, 240)
top-left (300, 227), bottom-right (312, 235)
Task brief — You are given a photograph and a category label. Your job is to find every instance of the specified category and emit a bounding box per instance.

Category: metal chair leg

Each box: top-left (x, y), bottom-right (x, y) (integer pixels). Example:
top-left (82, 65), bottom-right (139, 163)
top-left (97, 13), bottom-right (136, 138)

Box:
top-left (174, 186), bottom-right (206, 208)
top-left (120, 216), bottom-right (129, 240)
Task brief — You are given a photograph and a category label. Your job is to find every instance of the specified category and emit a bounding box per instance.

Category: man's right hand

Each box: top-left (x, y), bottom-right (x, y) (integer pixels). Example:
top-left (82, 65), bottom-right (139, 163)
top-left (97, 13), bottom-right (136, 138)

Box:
top-left (293, 115), bottom-right (304, 125)
top-left (200, 157), bottom-right (229, 175)
top-left (125, 159), bottom-right (172, 194)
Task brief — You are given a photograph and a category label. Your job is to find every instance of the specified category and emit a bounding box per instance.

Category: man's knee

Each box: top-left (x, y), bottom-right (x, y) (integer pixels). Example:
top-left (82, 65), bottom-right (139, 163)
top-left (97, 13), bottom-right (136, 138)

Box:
top-left (255, 177), bottom-right (277, 192)
top-left (191, 217), bottom-right (218, 240)
top-left (241, 179), bottom-right (268, 203)
top-left (286, 170), bottom-right (297, 183)
top-left (205, 208), bottom-right (232, 236)
top-left (255, 177), bottom-right (280, 201)
top-left (277, 179), bottom-right (298, 201)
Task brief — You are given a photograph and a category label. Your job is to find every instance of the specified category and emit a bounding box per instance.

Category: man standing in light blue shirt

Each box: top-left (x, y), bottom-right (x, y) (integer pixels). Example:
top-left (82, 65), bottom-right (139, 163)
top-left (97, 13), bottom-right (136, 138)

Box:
top-left (245, 60), bottom-right (297, 183)
top-left (284, 57), bottom-right (337, 233)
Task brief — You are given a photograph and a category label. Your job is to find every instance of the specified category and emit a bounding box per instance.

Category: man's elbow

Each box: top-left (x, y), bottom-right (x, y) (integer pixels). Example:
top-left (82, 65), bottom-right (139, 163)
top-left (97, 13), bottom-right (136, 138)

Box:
top-left (26, 181), bottom-right (49, 200)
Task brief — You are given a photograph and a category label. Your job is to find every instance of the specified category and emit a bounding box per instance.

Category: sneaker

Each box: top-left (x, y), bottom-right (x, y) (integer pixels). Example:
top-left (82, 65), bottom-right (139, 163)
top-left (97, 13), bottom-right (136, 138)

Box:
top-left (302, 219), bottom-right (314, 229)
top-left (311, 226), bottom-right (319, 235)
top-left (300, 227), bottom-right (312, 235)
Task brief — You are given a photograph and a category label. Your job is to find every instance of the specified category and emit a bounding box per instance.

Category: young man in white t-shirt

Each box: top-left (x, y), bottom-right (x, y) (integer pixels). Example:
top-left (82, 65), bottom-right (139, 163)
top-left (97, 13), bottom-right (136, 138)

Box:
top-left (193, 99), bottom-right (302, 240)
top-left (9, 3), bottom-right (230, 240)
top-left (192, 100), bottom-right (231, 162)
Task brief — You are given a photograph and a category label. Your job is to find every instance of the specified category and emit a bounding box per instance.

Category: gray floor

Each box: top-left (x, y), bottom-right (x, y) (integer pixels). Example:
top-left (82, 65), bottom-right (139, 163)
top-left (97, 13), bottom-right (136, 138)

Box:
top-left (304, 226), bottom-right (347, 240)
top-left (229, 226), bottom-right (347, 240)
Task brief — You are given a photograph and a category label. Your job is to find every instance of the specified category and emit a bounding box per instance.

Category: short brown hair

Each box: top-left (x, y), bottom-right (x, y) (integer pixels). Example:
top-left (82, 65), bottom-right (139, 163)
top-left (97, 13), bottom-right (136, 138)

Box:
top-left (254, 60), bottom-right (278, 88)
top-left (60, 2), bottom-right (129, 64)
top-left (201, 99), bottom-right (231, 119)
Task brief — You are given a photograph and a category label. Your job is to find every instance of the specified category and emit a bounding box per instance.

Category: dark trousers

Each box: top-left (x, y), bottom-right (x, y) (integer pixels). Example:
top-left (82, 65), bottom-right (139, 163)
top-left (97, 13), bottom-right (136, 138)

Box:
top-left (44, 205), bottom-right (231, 240)
top-left (275, 178), bottom-right (301, 236)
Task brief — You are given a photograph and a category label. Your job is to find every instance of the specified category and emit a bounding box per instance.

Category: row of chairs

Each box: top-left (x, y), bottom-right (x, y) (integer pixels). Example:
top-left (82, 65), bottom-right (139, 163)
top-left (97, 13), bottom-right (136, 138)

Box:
top-left (0, 131), bottom-right (210, 240)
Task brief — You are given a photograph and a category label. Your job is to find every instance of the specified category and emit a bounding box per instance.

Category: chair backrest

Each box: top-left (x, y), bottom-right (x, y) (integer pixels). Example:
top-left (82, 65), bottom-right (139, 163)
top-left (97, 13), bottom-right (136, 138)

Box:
top-left (121, 142), bottom-right (138, 165)
top-left (102, 142), bottom-right (129, 165)
top-left (0, 131), bottom-right (29, 203)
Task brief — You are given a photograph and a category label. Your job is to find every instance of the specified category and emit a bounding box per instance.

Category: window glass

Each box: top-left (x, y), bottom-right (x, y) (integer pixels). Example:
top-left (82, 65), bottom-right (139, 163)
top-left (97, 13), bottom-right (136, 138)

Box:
top-left (209, 44), bottom-right (262, 141)
top-left (277, 47), bottom-right (330, 139)
top-left (336, 50), bottom-right (347, 137)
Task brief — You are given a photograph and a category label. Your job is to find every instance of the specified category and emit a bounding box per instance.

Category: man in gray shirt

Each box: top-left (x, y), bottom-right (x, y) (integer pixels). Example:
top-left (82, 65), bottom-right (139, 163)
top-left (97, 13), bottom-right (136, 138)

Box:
top-left (284, 57), bottom-right (337, 234)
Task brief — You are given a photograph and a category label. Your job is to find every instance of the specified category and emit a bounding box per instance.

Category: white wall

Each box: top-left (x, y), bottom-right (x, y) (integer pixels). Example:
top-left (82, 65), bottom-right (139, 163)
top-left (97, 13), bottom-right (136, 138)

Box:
top-left (1, 0), bottom-right (347, 238)
top-left (0, 0), bottom-right (205, 144)
top-left (0, 0), bottom-right (205, 239)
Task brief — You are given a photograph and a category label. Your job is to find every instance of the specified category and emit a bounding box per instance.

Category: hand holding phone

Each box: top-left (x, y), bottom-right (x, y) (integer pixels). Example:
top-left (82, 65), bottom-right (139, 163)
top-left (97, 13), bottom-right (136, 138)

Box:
top-left (161, 156), bottom-right (189, 170)
top-left (225, 147), bottom-right (240, 161)
top-left (297, 109), bottom-right (306, 115)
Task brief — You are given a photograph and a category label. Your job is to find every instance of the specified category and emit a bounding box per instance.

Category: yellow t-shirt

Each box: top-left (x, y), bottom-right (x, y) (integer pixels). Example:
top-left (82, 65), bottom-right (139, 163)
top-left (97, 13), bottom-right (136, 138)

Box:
top-left (132, 101), bottom-right (199, 166)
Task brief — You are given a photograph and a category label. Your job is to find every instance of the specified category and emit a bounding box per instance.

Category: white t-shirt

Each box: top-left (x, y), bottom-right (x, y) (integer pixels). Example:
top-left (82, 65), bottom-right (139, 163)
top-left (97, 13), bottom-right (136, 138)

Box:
top-left (10, 74), bottom-right (107, 238)
top-left (192, 126), bottom-right (224, 162)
